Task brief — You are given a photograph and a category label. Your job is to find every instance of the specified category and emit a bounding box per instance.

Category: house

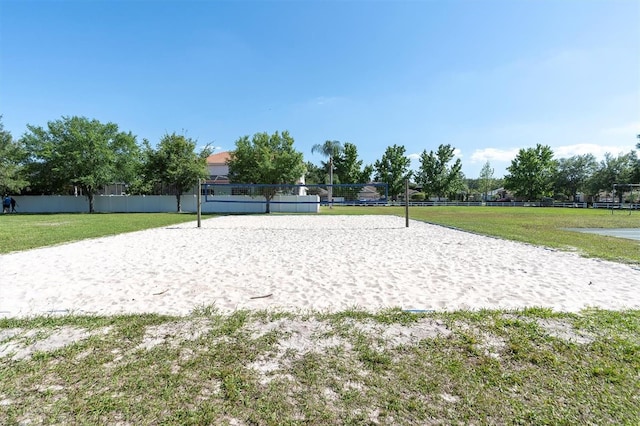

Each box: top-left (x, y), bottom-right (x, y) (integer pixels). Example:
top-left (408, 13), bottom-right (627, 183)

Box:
top-left (205, 151), bottom-right (231, 184)
top-left (205, 151), bottom-right (306, 194)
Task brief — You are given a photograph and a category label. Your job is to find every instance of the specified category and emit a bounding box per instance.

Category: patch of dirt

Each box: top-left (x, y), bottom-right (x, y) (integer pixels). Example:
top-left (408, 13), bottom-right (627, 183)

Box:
top-left (136, 319), bottom-right (212, 351)
top-left (0, 328), bottom-right (22, 342)
top-left (475, 332), bottom-right (507, 359)
top-left (536, 318), bottom-right (595, 344)
top-left (248, 318), bottom-right (351, 381)
top-left (439, 393), bottom-right (460, 403)
top-left (0, 326), bottom-right (112, 361)
top-left (350, 318), bottom-right (451, 348)
top-left (250, 318), bottom-right (349, 355)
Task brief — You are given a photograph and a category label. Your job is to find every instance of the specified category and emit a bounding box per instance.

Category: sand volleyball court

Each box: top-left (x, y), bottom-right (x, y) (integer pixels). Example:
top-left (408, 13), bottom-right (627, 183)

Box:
top-left (1, 215), bottom-right (639, 317)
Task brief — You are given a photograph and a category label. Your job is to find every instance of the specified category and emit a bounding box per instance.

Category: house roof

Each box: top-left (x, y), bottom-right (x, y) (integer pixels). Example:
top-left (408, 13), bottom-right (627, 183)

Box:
top-left (206, 151), bottom-right (232, 165)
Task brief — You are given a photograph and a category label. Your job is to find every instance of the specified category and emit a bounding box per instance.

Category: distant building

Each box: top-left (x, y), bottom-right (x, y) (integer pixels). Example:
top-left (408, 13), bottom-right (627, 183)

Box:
top-left (205, 151), bottom-right (231, 184)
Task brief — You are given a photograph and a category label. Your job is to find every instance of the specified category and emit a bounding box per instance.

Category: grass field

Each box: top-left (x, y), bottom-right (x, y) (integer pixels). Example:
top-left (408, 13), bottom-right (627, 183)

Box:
top-left (1, 308), bottom-right (638, 425)
top-left (0, 213), bottom-right (197, 254)
top-left (1, 208), bottom-right (639, 424)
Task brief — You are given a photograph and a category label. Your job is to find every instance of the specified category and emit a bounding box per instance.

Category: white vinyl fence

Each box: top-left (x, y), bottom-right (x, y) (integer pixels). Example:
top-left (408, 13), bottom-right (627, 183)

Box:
top-left (7, 195), bottom-right (320, 214)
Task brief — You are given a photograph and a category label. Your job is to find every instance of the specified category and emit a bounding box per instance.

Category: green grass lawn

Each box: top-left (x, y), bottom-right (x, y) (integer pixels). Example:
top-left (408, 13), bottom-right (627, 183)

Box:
top-left (0, 213), bottom-right (199, 254)
top-left (321, 206), bottom-right (640, 264)
top-left (1, 308), bottom-right (638, 425)
top-left (1, 208), bottom-right (639, 424)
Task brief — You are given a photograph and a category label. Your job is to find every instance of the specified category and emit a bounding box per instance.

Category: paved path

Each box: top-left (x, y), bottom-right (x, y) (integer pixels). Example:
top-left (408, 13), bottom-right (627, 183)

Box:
top-left (564, 228), bottom-right (640, 241)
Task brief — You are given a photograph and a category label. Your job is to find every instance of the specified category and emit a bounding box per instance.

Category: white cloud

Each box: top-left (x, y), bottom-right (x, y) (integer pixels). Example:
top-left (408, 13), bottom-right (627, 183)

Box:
top-left (408, 152), bottom-right (421, 170)
top-left (469, 143), bottom-right (634, 170)
top-left (470, 148), bottom-right (520, 163)
top-left (407, 149), bottom-right (463, 171)
top-left (553, 143), bottom-right (631, 159)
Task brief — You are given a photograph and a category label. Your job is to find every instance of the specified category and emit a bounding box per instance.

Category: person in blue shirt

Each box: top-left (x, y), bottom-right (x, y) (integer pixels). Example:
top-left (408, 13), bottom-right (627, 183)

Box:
top-left (2, 196), bottom-right (10, 213)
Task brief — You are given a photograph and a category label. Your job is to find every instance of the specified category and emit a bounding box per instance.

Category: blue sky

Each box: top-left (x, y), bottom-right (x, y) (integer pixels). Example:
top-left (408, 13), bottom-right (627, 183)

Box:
top-left (1, 0), bottom-right (639, 178)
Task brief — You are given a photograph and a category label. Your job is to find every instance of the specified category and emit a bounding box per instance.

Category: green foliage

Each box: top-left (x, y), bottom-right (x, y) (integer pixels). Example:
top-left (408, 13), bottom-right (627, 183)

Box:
top-left (311, 140), bottom-right (344, 207)
top-left (554, 154), bottom-right (598, 200)
top-left (304, 161), bottom-right (325, 185)
top-left (360, 163), bottom-right (374, 183)
top-left (146, 133), bottom-right (210, 212)
top-left (21, 116), bottom-right (141, 212)
top-left (311, 140), bottom-right (343, 164)
top-left (227, 130), bottom-right (305, 213)
top-left (0, 117), bottom-right (29, 195)
top-left (1, 309), bottom-right (639, 424)
top-left (587, 152), bottom-right (637, 202)
top-left (415, 144), bottom-right (463, 200)
top-left (505, 144), bottom-right (556, 201)
top-left (333, 142), bottom-right (367, 184)
top-left (411, 192), bottom-right (426, 201)
top-left (632, 145), bottom-right (640, 184)
top-left (373, 144), bottom-right (412, 200)
top-left (479, 161), bottom-right (494, 200)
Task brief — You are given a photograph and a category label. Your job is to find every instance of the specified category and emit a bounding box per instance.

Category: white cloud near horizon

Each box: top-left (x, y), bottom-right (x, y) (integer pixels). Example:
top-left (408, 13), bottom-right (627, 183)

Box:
top-left (470, 148), bottom-right (520, 164)
top-left (407, 148), bottom-right (463, 170)
top-left (553, 143), bottom-right (633, 159)
top-left (470, 143), bottom-right (635, 168)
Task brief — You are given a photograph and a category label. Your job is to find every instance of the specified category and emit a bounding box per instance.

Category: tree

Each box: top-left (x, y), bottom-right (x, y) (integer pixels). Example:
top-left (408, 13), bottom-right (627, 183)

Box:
top-left (304, 161), bottom-right (325, 185)
top-left (464, 177), bottom-right (481, 201)
top-left (21, 116), bottom-right (140, 212)
top-left (311, 140), bottom-right (343, 207)
top-left (504, 144), bottom-right (556, 201)
top-left (373, 144), bottom-right (412, 200)
top-left (359, 164), bottom-right (374, 184)
top-left (479, 161), bottom-right (494, 201)
top-left (146, 133), bottom-right (211, 212)
top-left (587, 152), bottom-right (635, 202)
top-left (0, 117), bottom-right (28, 195)
top-left (333, 142), bottom-right (366, 184)
top-left (415, 144), bottom-right (463, 201)
top-left (227, 130), bottom-right (305, 213)
top-left (553, 154), bottom-right (597, 201)
top-left (632, 137), bottom-right (640, 184)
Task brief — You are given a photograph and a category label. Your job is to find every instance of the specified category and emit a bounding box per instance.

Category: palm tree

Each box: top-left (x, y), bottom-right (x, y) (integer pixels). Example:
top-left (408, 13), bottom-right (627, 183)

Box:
top-left (311, 140), bottom-right (343, 208)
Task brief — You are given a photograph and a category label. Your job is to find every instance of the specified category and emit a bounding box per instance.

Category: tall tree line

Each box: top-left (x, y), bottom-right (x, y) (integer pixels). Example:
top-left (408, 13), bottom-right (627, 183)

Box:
top-left (2, 114), bottom-right (638, 208)
top-left (1, 116), bottom-right (210, 212)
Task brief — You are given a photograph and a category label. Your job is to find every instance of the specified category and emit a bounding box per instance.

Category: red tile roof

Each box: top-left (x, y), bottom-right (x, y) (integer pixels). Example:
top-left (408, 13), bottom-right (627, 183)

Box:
top-left (206, 151), bottom-right (232, 165)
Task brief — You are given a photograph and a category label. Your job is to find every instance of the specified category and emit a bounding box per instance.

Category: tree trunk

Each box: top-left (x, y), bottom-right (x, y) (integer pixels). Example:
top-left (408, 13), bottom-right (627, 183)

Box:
top-left (329, 157), bottom-right (333, 209)
top-left (176, 192), bottom-right (182, 212)
top-left (87, 193), bottom-right (95, 213)
top-left (265, 196), bottom-right (271, 214)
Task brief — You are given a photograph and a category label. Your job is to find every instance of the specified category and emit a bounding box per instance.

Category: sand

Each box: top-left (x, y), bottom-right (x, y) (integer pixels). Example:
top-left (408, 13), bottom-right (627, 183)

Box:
top-left (1, 215), bottom-right (639, 318)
